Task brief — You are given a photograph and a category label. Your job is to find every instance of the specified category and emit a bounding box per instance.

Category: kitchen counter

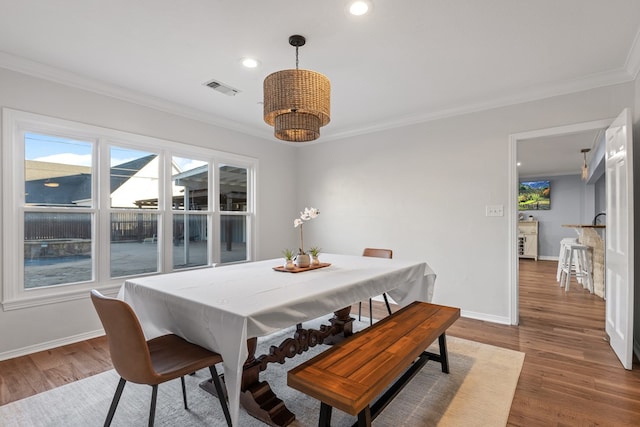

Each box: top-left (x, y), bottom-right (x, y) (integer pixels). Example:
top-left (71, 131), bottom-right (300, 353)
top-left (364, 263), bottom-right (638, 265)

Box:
top-left (562, 224), bottom-right (605, 298)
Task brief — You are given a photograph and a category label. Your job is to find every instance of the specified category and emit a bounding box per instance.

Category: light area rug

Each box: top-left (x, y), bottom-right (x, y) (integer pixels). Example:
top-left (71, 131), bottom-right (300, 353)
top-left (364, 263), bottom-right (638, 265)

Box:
top-left (0, 317), bottom-right (524, 427)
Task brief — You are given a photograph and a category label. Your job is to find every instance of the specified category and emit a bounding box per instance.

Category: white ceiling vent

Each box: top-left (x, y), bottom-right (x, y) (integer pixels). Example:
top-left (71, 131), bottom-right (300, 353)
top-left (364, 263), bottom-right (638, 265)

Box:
top-left (204, 79), bottom-right (240, 96)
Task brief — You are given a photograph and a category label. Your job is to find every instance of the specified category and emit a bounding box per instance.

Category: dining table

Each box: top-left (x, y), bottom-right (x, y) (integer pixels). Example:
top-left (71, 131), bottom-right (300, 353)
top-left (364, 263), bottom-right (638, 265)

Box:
top-left (118, 253), bottom-right (436, 426)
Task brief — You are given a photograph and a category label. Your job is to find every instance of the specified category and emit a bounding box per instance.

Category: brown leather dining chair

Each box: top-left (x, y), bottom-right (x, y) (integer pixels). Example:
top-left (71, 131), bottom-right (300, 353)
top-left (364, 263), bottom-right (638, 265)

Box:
top-left (359, 248), bottom-right (394, 325)
top-left (90, 290), bottom-right (232, 427)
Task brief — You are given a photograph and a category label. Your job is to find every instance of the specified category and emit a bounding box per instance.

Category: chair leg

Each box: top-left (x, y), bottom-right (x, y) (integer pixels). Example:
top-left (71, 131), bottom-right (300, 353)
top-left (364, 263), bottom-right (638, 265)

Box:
top-left (104, 377), bottom-right (126, 427)
top-left (149, 384), bottom-right (158, 427)
top-left (358, 301), bottom-right (362, 321)
top-left (209, 366), bottom-right (232, 427)
top-left (368, 298), bottom-right (373, 326)
top-left (556, 244), bottom-right (564, 282)
top-left (564, 250), bottom-right (574, 291)
top-left (382, 293), bottom-right (392, 316)
top-left (180, 376), bottom-right (188, 410)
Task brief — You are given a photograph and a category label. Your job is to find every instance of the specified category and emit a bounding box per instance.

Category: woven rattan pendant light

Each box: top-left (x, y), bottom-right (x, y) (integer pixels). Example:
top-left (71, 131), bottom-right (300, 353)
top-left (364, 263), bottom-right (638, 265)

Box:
top-left (263, 35), bottom-right (330, 142)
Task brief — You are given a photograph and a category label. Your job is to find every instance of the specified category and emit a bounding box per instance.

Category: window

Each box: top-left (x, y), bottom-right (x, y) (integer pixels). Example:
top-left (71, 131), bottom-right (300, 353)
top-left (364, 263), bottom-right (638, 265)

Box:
top-left (172, 156), bottom-right (210, 269)
top-left (24, 212), bottom-right (93, 288)
top-left (110, 147), bottom-right (160, 277)
top-left (2, 109), bottom-right (256, 309)
top-left (219, 165), bottom-right (249, 263)
top-left (23, 133), bottom-right (95, 288)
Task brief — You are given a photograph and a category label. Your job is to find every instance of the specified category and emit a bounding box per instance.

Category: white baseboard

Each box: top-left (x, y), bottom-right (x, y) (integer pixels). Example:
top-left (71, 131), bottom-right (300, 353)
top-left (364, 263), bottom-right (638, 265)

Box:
top-left (538, 255), bottom-right (558, 261)
top-left (461, 309), bottom-right (511, 325)
top-left (0, 329), bottom-right (105, 362)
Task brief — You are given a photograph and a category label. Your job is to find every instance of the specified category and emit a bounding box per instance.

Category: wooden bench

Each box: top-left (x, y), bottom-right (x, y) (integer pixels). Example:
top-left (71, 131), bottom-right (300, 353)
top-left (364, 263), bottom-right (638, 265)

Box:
top-left (287, 301), bottom-right (460, 427)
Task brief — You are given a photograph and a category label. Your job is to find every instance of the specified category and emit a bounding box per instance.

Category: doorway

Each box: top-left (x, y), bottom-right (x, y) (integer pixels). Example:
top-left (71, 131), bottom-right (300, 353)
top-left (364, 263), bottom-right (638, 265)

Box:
top-left (507, 118), bottom-right (613, 324)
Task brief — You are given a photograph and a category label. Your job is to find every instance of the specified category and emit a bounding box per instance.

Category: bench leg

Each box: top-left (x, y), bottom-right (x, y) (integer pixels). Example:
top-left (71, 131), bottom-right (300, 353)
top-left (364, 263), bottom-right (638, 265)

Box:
top-left (439, 333), bottom-right (450, 373)
top-left (357, 406), bottom-right (372, 427)
top-left (422, 333), bottom-right (451, 373)
top-left (319, 402), bottom-right (332, 427)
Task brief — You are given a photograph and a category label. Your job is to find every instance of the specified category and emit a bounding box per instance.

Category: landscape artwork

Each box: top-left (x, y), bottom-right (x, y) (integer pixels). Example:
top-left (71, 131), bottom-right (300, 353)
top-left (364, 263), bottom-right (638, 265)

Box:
top-left (519, 180), bottom-right (550, 211)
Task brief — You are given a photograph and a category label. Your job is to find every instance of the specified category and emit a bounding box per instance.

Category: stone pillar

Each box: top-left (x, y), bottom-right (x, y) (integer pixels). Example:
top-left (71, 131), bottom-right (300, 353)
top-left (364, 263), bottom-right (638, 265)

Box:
top-left (578, 228), bottom-right (605, 298)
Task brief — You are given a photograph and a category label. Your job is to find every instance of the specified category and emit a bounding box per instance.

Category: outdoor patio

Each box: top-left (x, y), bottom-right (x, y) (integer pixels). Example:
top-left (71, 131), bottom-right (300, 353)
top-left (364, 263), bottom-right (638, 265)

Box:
top-left (24, 241), bottom-right (247, 288)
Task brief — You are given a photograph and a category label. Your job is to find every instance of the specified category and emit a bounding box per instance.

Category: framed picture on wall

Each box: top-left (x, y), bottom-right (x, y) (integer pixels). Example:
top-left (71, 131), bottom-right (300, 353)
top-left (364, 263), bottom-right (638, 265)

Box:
top-left (519, 180), bottom-right (550, 210)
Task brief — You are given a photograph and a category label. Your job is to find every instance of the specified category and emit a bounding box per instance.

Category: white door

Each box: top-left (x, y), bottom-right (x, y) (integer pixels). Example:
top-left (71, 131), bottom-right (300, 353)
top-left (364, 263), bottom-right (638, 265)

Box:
top-left (605, 108), bottom-right (634, 370)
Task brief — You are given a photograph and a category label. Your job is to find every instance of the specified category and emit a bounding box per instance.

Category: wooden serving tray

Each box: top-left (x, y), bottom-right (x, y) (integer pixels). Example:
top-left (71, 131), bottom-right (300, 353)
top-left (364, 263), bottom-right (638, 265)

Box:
top-left (273, 262), bottom-right (331, 273)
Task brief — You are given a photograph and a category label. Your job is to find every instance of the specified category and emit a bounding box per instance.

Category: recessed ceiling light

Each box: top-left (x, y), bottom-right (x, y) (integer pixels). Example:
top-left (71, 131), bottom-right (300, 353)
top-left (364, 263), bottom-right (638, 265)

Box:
top-left (517, 162), bottom-right (522, 166)
top-left (349, 1), bottom-right (372, 16)
top-left (241, 58), bottom-right (260, 68)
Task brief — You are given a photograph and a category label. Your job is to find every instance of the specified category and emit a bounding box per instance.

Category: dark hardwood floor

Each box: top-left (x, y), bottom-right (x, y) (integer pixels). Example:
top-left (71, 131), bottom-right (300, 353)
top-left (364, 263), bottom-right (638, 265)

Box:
top-left (1, 260), bottom-right (640, 425)
top-left (457, 260), bottom-right (640, 426)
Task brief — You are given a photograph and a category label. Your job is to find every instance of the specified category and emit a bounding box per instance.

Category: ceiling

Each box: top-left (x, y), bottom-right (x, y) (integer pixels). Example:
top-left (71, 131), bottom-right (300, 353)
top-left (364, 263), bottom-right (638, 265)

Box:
top-left (1, 1), bottom-right (639, 173)
top-left (517, 129), bottom-right (605, 178)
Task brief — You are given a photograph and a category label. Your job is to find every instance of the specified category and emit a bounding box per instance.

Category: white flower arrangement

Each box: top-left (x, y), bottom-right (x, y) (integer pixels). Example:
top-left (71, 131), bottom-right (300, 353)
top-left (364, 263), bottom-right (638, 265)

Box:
top-left (293, 207), bottom-right (320, 255)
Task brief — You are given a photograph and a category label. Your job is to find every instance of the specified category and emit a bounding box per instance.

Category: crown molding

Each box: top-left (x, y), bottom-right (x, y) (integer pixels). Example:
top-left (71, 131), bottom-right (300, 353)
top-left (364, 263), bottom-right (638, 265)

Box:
top-left (323, 68), bottom-right (635, 142)
top-left (625, 27), bottom-right (640, 79)
top-left (518, 172), bottom-right (581, 179)
top-left (0, 50), bottom-right (635, 146)
top-left (0, 51), bottom-right (273, 141)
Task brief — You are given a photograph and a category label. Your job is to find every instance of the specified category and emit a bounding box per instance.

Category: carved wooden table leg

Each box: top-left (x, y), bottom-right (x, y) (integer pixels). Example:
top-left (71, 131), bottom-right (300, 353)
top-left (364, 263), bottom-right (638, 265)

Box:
top-left (240, 337), bottom-right (295, 426)
top-left (204, 307), bottom-right (355, 426)
top-left (200, 338), bottom-right (295, 426)
top-left (323, 306), bottom-right (354, 345)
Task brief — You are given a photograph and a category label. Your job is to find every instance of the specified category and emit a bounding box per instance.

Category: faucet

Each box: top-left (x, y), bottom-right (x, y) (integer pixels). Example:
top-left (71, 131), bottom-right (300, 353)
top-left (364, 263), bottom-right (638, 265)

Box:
top-left (592, 212), bottom-right (606, 226)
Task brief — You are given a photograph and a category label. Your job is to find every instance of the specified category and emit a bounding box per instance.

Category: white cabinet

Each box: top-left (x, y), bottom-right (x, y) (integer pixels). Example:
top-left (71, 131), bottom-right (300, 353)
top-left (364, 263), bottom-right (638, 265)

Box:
top-left (518, 221), bottom-right (538, 260)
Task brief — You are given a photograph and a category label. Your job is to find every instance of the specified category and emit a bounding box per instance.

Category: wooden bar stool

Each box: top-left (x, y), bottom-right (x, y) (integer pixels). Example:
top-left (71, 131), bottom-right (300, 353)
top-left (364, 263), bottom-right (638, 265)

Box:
top-left (559, 243), bottom-right (593, 293)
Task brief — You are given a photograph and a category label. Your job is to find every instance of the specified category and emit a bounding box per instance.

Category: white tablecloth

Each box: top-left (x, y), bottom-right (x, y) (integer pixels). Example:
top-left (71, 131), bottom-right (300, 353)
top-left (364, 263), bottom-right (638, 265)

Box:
top-left (119, 253), bottom-right (436, 426)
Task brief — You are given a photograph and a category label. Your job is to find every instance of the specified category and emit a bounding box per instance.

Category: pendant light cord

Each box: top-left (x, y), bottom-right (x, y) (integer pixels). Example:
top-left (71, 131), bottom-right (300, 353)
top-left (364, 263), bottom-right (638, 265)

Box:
top-left (295, 46), bottom-right (299, 70)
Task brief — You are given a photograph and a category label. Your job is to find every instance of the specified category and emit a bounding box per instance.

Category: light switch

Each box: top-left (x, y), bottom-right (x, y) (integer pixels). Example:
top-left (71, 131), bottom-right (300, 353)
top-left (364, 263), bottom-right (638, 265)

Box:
top-left (486, 205), bottom-right (504, 217)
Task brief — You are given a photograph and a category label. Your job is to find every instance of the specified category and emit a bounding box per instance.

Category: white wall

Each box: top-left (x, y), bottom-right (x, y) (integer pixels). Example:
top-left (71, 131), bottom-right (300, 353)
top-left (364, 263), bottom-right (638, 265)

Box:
top-left (520, 174), bottom-right (588, 258)
top-left (297, 82), bottom-right (635, 323)
top-left (595, 175), bottom-right (606, 216)
top-left (0, 68), bottom-right (299, 358)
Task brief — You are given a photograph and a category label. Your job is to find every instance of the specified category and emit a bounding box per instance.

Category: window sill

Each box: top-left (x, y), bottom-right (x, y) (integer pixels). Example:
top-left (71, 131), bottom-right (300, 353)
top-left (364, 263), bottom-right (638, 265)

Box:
top-left (2, 284), bottom-right (121, 311)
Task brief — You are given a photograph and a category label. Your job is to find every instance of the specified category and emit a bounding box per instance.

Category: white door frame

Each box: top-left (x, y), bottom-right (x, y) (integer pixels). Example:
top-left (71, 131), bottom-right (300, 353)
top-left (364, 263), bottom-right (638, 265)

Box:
top-left (508, 118), bottom-right (613, 325)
